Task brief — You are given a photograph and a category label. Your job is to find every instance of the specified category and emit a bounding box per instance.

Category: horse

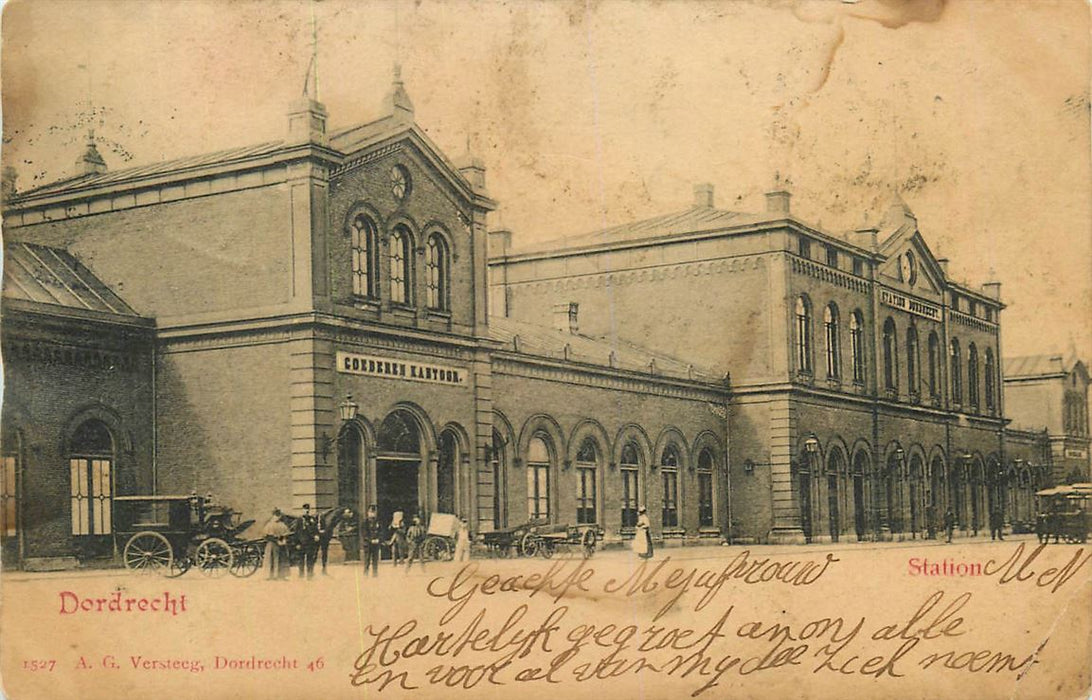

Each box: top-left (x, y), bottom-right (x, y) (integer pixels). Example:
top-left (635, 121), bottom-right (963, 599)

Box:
top-left (318, 505), bottom-right (357, 574)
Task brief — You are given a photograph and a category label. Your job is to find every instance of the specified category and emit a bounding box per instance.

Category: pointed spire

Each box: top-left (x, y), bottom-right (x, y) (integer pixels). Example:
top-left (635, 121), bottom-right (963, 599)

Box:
top-left (75, 127), bottom-right (107, 175)
top-left (385, 63), bottom-right (415, 123)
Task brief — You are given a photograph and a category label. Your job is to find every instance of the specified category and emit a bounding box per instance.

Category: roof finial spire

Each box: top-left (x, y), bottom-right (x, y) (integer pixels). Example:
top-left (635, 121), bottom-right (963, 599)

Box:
top-left (385, 62), bottom-right (415, 123)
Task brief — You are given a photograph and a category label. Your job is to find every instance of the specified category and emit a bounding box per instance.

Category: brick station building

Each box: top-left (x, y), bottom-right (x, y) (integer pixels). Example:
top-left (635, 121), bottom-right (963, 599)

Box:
top-left (1, 78), bottom-right (729, 569)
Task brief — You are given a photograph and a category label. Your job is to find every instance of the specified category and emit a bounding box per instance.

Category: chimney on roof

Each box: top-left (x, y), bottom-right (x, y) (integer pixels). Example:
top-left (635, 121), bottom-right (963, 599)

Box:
top-left (488, 229), bottom-right (512, 259)
top-left (458, 157), bottom-right (486, 192)
top-left (553, 302), bottom-right (579, 335)
top-left (693, 183), bottom-right (715, 208)
top-left (287, 97), bottom-right (328, 145)
top-left (765, 173), bottom-right (791, 214)
top-left (937, 257), bottom-right (950, 276)
top-left (76, 129), bottom-right (107, 175)
top-left (982, 281), bottom-right (1002, 301)
top-left (385, 64), bottom-right (415, 124)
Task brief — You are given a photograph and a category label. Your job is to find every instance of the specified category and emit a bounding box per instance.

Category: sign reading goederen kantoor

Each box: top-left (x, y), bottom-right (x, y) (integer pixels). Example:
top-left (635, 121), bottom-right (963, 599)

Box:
top-left (335, 351), bottom-right (467, 386)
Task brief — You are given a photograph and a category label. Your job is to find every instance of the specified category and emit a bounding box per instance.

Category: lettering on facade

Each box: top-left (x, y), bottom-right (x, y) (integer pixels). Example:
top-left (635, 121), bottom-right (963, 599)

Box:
top-left (880, 289), bottom-right (941, 322)
top-left (1, 339), bottom-right (138, 372)
top-left (336, 351), bottom-right (466, 386)
top-left (1064, 448), bottom-right (1088, 459)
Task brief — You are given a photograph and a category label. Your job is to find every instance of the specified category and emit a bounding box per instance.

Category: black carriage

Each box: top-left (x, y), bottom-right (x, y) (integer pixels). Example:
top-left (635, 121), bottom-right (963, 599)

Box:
top-left (1034, 484), bottom-right (1092, 544)
top-left (115, 494), bottom-right (264, 577)
top-left (483, 519), bottom-right (599, 558)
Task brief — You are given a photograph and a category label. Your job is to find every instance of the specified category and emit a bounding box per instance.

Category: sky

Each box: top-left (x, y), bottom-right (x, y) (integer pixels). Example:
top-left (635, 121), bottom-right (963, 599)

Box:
top-left (1, 0), bottom-right (1089, 359)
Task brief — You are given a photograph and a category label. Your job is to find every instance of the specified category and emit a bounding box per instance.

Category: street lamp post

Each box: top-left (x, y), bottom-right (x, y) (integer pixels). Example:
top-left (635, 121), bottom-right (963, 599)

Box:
top-left (803, 436), bottom-right (820, 543)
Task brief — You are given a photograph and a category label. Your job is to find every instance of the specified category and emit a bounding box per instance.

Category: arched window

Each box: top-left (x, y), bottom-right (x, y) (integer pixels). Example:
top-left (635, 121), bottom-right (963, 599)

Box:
top-left (950, 339), bottom-right (963, 404)
top-left (882, 318), bottom-right (898, 391)
top-left (490, 429), bottom-right (506, 529)
top-left (351, 215), bottom-right (378, 298)
top-left (697, 449), bottom-right (715, 527)
top-left (927, 332), bottom-right (940, 399)
top-left (824, 303), bottom-right (841, 379)
top-left (575, 438), bottom-right (598, 525)
top-left (389, 225), bottom-right (412, 305)
top-left (967, 343), bottom-right (979, 410)
top-left (620, 442), bottom-right (640, 528)
top-left (850, 311), bottom-right (865, 384)
top-left (527, 435), bottom-right (551, 521)
top-left (377, 410), bottom-right (420, 454)
top-left (437, 430), bottom-right (458, 514)
top-left (425, 233), bottom-right (449, 311)
top-left (660, 445), bottom-right (681, 528)
top-left (69, 419), bottom-right (113, 535)
top-left (984, 348), bottom-right (996, 413)
top-left (906, 324), bottom-right (919, 397)
top-left (795, 296), bottom-right (813, 375)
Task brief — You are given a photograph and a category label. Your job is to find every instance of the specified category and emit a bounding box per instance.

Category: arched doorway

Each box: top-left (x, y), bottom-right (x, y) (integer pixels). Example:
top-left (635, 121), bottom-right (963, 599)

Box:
top-left (376, 410), bottom-right (424, 536)
top-left (852, 451), bottom-right (868, 540)
top-left (885, 452), bottom-right (902, 535)
top-left (908, 455), bottom-right (924, 538)
top-left (68, 419), bottom-right (116, 558)
top-left (437, 430), bottom-right (459, 514)
top-left (826, 449), bottom-right (846, 543)
top-left (928, 455), bottom-right (945, 538)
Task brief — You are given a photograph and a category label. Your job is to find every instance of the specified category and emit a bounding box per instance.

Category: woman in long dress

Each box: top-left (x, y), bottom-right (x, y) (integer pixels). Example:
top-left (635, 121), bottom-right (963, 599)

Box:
top-left (632, 507), bottom-right (653, 559)
top-left (453, 518), bottom-right (471, 562)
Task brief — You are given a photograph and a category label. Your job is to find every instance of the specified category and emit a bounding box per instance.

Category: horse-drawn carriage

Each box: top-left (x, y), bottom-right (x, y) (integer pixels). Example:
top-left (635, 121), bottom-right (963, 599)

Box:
top-left (481, 519), bottom-right (599, 558)
top-left (116, 493), bottom-right (264, 577)
top-left (1035, 483), bottom-right (1092, 544)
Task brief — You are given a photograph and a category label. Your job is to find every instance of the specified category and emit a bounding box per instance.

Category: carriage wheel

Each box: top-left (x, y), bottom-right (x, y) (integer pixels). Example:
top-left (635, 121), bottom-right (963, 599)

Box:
top-left (165, 554), bottom-right (192, 578)
top-left (195, 538), bottom-right (234, 578)
top-left (423, 536), bottom-right (453, 562)
top-left (519, 532), bottom-right (539, 558)
top-left (229, 543), bottom-right (262, 578)
top-left (581, 529), bottom-right (597, 559)
top-left (124, 531), bottom-right (174, 574)
top-left (539, 540), bottom-right (556, 559)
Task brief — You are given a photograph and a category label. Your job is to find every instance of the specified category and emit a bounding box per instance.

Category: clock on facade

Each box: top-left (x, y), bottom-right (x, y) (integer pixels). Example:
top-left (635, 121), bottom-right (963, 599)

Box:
top-left (390, 165), bottom-right (411, 200)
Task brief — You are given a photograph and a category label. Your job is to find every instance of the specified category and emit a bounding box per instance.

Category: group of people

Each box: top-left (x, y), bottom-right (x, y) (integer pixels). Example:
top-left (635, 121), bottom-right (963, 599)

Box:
top-left (262, 503), bottom-right (324, 581)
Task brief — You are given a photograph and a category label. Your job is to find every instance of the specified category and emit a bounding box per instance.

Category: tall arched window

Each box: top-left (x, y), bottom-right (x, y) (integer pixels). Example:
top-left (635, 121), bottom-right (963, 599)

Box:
top-left (906, 324), bottom-right (919, 397)
top-left (984, 348), bottom-right (996, 413)
top-left (527, 435), bottom-right (552, 521)
top-left (575, 438), bottom-right (598, 525)
top-left (660, 445), bottom-right (680, 528)
top-left (490, 429), bottom-right (506, 529)
top-left (69, 419), bottom-right (114, 536)
top-left (425, 233), bottom-right (449, 311)
top-left (950, 339), bottom-right (963, 404)
top-left (795, 296), bottom-right (813, 375)
top-left (882, 318), bottom-right (898, 391)
top-left (927, 332), bottom-right (940, 399)
top-left (620, 442), bottom-right (640, 528)
top-left (437, 430), bottom-right (458, 514)
top-left (850, 311), bottom-right (865, 384)
top-left (351, 215), bottom-right (378, 298)
top-left (389, 225), bottom-right (412, 305)
top-left (697, 449), bottom-right (715, 527)
top-left (967, 343), bottom-right (979, 410)
top-left (824, 303), bottom-right (841, 379)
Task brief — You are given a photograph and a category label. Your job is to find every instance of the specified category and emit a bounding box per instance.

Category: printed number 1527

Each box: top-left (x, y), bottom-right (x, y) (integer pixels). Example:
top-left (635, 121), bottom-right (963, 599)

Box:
top-left (23, 660), bottom-right (56, 672)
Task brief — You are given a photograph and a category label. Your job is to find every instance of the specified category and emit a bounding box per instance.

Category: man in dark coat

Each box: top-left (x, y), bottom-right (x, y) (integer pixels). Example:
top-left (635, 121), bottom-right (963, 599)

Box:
top-left (361, 505), bottom-right (382, 578)
top-left (405, 516), bottom-right (427, 571)
top-left (989, 508), bottom-right (1005, 541)
top-left (944, 508), bottom-right (957, 543)
top-left (297, 503), bottom-right (321, 579)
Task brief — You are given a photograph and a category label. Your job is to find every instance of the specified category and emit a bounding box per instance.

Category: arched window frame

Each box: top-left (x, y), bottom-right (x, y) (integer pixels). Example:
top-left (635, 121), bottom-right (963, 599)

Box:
top-left (927, 332), bottom-right (941, 400)
top-left (824, 303), bottom-right (841, 380)
top-left (350, 214), bottom-right (378, 298)
top-left (850, 310), bottom-right (865, 385)
top-left (660, 445), bottom-right (681, 529)
top-left (696, 448), bottom-right (715, 528)
top-left (950, 338), bottom-right (963, 405)
top-left (68, 419), bottom-right (114, 536)
top-left (967, 342), bottom-right (980, 410)
top-left (389, 225), bottom-right (413, 305)
top-left (574, 438), bottom-right (598, 525)
top-left (906, 323), bottom-right (920, 398)
top-left (795, 295), bottom-right (813, 376)
top-left (620, 442), bottom-right (641, 529)
top-left (425, 232), bottom-right (450, 311)
top-left (882, 317), bottom-right (898, 392)
top-left (984, 348), bottom-right (996, 413)
top-left (526, 434), bottom-right (552, 522)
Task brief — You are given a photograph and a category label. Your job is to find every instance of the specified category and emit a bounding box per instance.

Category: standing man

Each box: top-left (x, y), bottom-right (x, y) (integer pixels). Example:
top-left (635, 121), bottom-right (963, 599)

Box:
top-left (263, 508), bottom-right (289, 580)
top-left (405, 516), bottom-right (427, 572)
top-left (298, 503), bottom-right (321, 579)
top-left (943, 508), bottom-right (956, 544)
top-left (989, 507), bottom-right (1005, 541)
top-left (361, 505), bottom-right (382, 578)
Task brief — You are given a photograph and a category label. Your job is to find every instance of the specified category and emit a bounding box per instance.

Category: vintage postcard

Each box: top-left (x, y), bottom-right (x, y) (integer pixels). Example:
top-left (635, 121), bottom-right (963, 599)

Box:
top-left (1, 0), bottom-right (1090, 698)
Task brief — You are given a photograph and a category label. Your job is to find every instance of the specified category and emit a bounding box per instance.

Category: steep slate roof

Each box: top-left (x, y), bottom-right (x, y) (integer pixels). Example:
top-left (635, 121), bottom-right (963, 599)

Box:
top-left (517, 206), bottom-right (750, 254)
top-left (2, 242), bottom-right (140, 316)
top-left (489, 315), bottom-right (717, 383)
top-left (1004, 354), bottom-right (1083, 379)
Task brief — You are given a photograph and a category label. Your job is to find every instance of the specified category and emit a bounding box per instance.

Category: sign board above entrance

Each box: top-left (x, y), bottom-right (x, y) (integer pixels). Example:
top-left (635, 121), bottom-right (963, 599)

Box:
top-left (336, 351), bottom-right (468, 387)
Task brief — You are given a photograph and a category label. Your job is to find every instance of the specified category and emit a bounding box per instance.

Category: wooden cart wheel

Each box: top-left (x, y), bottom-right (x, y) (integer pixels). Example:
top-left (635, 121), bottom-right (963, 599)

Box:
top-left (519, 532), bottom-right (539, 558)
top-left (423, 536), bottom-right (453, 562)
top-left (124, 531), bottom-right (174, 574)
top-left (165, 553), bottom-right (192, 578)
top-left (195, 537), bottom-right (234, 577)
top-left (229, 543), bottom-right (263, 578)
top-left (539, 540), bottom-right (555, 559)
top-left (581, 529), bottom-right (596, 558)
